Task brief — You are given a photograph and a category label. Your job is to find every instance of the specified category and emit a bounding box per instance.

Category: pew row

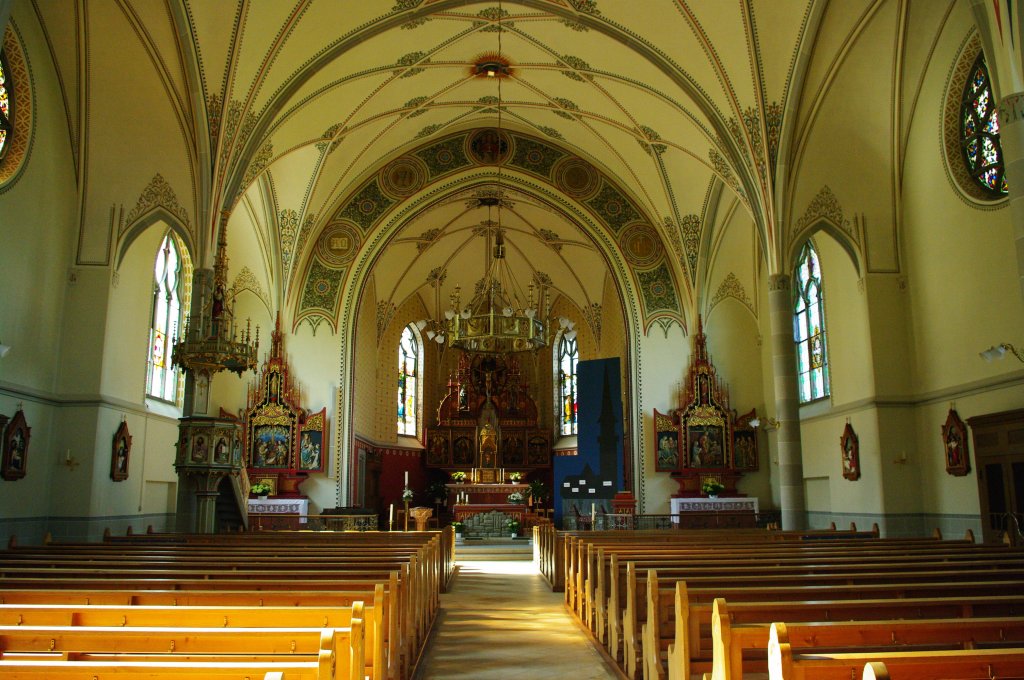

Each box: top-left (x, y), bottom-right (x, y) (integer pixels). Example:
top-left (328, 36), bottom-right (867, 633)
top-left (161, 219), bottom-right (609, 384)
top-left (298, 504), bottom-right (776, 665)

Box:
top-left (766, 622), bottom-right (1024, 680)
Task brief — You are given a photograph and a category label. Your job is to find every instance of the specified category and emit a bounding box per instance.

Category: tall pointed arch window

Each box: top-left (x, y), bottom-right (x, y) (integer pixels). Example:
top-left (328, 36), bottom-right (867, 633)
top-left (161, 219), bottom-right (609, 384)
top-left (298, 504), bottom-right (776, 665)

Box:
top-left (147, 234), bottom-right (184, 402)
top-left (793, 241), bottom-right (829, 403)
top-left (961, 52), bottom-right (1008, 196)
top-left (0, 48), bottom-right (13, 160)
top-left (558, 332), bottom-right (578, 436)
top-left (398, 325), bottom-right (420, 436)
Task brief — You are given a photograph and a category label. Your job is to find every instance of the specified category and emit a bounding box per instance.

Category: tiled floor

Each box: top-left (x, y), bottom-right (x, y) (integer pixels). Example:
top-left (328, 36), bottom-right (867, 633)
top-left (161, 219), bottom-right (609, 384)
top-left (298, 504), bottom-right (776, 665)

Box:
top-left (415, 559), bottom-right (621, 679)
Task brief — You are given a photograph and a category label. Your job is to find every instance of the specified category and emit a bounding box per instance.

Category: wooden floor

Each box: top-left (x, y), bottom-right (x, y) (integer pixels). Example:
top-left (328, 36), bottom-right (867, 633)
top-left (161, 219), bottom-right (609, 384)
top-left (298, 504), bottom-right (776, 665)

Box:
top-left (415, 555), bottom-right (620, 679)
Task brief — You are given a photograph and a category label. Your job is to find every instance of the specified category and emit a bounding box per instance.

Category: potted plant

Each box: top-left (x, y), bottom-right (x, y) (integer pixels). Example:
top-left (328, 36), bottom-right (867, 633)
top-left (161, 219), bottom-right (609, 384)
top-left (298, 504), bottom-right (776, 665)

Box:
top-left (451, 520), bottom-right (464, 540)
top-left (427, 481), bottom-right (448, 504)
top-left (508, 471), bottom-right (523, 483)
top-left (450, 471), bottom-right (467, 483)
top-left (701, 479), bottom-right (725, 499)
top-left (250, 482), bottom-right (271, 498)
top-left (507, 490), bottom-right (524, 504)
top-left (506, 517), bottom-right (521, 538)
top-left (527, 479), bottom-right (548, 507)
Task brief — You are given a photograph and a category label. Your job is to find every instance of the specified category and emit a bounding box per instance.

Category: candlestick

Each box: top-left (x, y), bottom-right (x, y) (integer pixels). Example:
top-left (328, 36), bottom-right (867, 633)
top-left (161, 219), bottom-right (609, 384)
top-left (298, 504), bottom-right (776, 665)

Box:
top-left (389, 504), bottom-right (394, 530)
top-left (404, 470), bottom-right (409, 485)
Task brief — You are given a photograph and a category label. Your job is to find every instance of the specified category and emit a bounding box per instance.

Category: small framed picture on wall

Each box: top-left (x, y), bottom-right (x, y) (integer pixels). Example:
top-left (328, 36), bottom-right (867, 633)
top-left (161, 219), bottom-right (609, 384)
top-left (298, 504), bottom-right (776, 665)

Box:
top-left (2, 409), bottom-right (30, 481)
top-left (942, 408), bottom-right (970, 477)
top-left (111, 420), bottom-right (132, 481)
top-left (840, 422), bottom-right (860, 481)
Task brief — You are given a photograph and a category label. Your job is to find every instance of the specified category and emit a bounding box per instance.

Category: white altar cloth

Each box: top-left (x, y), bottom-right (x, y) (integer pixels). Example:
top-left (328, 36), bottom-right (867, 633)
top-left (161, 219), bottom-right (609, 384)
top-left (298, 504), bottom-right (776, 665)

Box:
top-left (247, 497), bottom-right (309, 524)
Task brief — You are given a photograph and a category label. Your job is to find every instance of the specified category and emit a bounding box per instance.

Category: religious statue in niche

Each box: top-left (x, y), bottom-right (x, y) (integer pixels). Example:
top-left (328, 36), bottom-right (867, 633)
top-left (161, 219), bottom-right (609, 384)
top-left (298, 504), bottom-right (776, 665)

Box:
top-left (841, 422), bottom-right (860, 481)
top-left (942, 408), bottom-right (969, 476)
top-left (111, 420), bottom-right (131, 482)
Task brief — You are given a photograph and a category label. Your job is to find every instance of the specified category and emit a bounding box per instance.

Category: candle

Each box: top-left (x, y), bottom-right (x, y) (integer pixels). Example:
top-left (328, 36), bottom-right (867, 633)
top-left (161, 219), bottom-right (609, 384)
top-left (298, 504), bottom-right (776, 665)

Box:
top-left (404, 471), bottom-right (409, 485)
top-left (389, 504), bottom-right (394, 524)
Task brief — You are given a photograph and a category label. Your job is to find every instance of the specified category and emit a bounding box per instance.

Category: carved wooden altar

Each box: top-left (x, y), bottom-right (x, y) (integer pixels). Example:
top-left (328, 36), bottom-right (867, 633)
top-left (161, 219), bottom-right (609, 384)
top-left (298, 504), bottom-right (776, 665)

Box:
top-left (655, 316), bottom-right (758, 497)
top-left (426, 353), bottom-right (550, 471)
top-left (244, 315), bottom-right (327, 496)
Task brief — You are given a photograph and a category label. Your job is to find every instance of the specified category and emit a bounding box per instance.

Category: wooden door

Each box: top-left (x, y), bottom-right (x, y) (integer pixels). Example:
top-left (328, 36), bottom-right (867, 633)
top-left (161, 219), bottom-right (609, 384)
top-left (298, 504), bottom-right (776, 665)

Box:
top-left (968, 409), bottom-right (1024, 544)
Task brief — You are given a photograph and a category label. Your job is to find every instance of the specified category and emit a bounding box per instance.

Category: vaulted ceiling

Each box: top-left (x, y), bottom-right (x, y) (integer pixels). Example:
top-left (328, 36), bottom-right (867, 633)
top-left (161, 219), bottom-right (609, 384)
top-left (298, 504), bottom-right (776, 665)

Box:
top-left (27, 0), bottom-right (965, 332)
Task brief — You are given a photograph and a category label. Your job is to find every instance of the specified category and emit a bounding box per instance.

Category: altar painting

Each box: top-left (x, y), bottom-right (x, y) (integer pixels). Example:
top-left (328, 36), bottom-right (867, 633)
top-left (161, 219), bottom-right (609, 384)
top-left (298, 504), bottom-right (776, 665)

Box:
top-left (686, 422), bottom-right (727, 468)
top-left (654, 409), bottom-right (678, 471)
top-left (253, 425), bottom-right (292, 468)
top-left (297, 408), bottom-right (327, 473)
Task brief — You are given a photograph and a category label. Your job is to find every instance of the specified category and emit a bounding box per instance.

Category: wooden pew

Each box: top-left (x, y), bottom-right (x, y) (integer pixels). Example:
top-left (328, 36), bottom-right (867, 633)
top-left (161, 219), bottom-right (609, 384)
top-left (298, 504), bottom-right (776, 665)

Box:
top-left (0, 626), bottom-right (341, 679)
top-left (705, 598), bottom-right (1024, 679)
top-left (665, 582), bottom-right (1024, 679)
top-left (767, 622), bottom-right (1024, 680)
top-left (0, 594), bottom-right (384, 680)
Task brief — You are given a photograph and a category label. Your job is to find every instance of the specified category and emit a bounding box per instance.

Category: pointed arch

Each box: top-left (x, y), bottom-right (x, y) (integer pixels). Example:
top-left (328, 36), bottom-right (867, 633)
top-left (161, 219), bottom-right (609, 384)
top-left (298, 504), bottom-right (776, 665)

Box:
top-left (397, 323), bottom-right (422, 437)
top-left (792, 239), bottom-right (829, 403)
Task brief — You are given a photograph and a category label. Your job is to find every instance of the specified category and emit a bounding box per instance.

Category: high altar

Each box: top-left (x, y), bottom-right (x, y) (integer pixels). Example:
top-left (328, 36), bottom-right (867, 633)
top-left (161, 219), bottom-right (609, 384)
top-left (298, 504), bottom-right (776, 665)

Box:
top-left (426, 353), bottom-right (551, 530)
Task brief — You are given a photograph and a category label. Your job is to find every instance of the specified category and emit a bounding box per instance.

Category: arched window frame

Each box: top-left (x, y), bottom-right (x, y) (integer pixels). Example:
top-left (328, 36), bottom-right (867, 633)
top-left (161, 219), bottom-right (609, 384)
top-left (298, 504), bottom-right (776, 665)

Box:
top-left (793, 240), bottom-right (830, 404)
top-left (557, 331), bottom-right (579, 436)
top-left (397, 324), bottom-right (421, 437)
top-left (960, 52), bottom-right (1008, 197)
top-left (146, 232), bottom-right (188, 404)
top-left (0, 47), bottom-right (13, 161)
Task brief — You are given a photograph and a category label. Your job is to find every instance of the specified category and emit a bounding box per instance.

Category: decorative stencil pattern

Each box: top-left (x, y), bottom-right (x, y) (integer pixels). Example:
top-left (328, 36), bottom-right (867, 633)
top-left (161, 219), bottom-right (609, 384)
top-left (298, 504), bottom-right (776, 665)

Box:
top-left (793, 185), bottom-right (853, 241)
top-left (381, 157), bottom-right (427, 197)
top-left (279, 209), bottom-right (300, 276)
top-left (414, 134), bottom-right (471, 178)
top-left (316, 221), bottom-right (361, 266)
top-left (337, 180), bottom-right (395, 233)
top-left (620, 222), bottom-right (663, 268)
top-left (512, 136), bottom-right (565, 176)
top-left (554, 157), bottom-right (600, 199)
top-left (376, 300), bottom-right (397, 342)
top-left (637, 262), bottom-right (680, 314)
top-left (230, 265), bottom-right (270, 311)
top-left (301, 258), bottom-right (344, 311)
top-left (710, 272), bottom-right (753, 314)
top-left (584, 181), bottom-right (641, 234)
top-left (679, 214), bottom-right (701, 283)
top-left (583, 302), bottom-right (602, 344)
top-left (124, 174), bottom-right (191, 233)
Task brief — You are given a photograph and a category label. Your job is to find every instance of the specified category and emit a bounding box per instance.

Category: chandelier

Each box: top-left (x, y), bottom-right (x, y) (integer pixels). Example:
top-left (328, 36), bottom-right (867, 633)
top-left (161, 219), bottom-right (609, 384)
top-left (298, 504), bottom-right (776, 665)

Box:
top-left (172, 211), bottom-right (259, 376)
top-left (416, 3), bottom-right (547, 354)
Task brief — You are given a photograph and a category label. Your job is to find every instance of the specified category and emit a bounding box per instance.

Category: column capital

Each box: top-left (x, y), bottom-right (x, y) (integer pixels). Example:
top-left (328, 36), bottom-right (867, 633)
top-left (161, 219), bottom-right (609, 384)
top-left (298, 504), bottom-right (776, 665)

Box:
top-left (768, 273), bottom-right (791, 292)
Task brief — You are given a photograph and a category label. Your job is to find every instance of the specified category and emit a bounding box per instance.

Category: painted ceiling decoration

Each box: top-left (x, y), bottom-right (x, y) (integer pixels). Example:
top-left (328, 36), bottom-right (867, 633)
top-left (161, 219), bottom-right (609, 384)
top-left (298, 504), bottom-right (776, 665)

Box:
top-left (30, 0), bottom-right (947, 335)
top-left (294, 127), bottom-right (683, 333)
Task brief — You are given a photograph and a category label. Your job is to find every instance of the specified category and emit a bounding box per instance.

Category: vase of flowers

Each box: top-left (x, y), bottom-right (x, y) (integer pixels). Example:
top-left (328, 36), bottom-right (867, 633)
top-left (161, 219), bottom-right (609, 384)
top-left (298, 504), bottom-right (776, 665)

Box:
top-left (451, 471), bottom-right (467, 483)
top-left (701, 479), bottom-right (725, 499)
top-left (402, 487), bottom-right (414, 502)
top-left (507, 491), bottom-right (524, 504)
top-left (451, 521), bottom-right (464, 542)
top-left (508, 471), bottom-right (523, 483)
top-left (506, 517), bottom-right (521, 538)
top-left (250, 482), bottom-right (271, 498)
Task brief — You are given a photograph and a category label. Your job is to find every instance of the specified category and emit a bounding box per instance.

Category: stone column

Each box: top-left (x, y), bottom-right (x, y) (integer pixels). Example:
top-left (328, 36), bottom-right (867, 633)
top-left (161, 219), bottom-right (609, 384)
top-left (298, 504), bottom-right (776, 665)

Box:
top-left (997, 93), bottom-right (1024, 304)
top-left (768, 274), bottom-right (807, 530)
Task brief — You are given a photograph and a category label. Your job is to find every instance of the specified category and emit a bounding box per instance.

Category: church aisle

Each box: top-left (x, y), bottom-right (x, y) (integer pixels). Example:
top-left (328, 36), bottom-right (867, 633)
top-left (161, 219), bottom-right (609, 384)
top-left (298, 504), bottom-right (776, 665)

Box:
top-left (415, 558), bottom-right (621, 679)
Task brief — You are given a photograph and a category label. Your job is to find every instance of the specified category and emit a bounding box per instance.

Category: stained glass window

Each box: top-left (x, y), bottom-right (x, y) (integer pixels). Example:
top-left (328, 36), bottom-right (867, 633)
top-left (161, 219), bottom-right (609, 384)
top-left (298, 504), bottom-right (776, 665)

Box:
top-left (398, 325), bottom-right (419, 436)
top-left (793, 241), bottom-right (829, 403)
top-left (0, 49), bottom-right (13, 159)
top-left (558, 333), bottom-right (578, 436)
top-left (961, 53), bottom-right (1008, 196)
top-left (147, 234), bottom-right (183, 402)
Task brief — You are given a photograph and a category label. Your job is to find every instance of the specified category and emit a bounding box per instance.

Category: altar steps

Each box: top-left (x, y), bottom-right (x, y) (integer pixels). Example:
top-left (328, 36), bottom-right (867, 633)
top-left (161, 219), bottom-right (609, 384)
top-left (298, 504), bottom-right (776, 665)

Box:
top-left (455, 537), bottom-right (533, 561)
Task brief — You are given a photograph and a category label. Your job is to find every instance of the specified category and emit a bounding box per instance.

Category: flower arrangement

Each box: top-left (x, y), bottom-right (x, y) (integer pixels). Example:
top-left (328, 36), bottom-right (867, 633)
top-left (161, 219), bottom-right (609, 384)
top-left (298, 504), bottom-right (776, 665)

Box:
top-left (451, 521), bottom-right (464, 534)
top-left (528, 479), bottom-right (549, 505)
top-left (402, 487), bottom-right (414, 501)
top-left (450, 471), bottom-right (467, 482)
top-left (508, 471), bottom-right (523, 482)
top-left (701, 479), bottom-right (725, 497)
top-left (506, 518), bottom-right (521, 534)
top-left (507, 491), bottom-right (525, 504)
top-left (250, 482), bottom-right (271, 496)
